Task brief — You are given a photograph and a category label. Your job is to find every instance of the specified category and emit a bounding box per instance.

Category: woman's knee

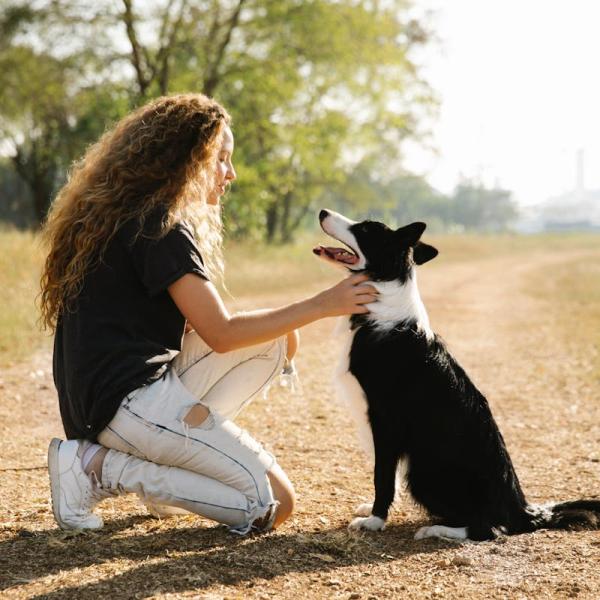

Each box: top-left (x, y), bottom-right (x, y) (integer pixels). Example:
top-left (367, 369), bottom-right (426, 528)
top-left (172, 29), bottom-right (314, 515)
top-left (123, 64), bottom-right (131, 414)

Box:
top-left (267, 463), bottom-right (296, 528)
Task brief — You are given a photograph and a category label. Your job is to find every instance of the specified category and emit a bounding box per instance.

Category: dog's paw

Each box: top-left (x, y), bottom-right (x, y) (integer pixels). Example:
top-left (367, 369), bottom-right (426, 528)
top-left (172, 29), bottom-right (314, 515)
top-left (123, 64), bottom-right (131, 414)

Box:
top-left (349, 515), bottom-right (386, 531)
top-left (414, 525), bottom-right (432, 540)
top-left (354, 502), bottom-right (373, 517)
top-left (414, 525), bottom-right (468, 541)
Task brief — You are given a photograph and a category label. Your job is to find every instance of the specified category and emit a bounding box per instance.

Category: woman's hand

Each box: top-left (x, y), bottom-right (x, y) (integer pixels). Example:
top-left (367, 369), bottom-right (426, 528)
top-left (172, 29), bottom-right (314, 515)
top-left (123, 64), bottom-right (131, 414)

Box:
top-left (314, 273), bottom-right (379, 318)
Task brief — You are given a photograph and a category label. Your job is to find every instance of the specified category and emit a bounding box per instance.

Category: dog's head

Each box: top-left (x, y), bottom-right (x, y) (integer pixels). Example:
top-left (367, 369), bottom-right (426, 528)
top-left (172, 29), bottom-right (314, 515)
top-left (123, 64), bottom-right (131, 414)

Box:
top-left (313, 209), bottom-right (438, 282)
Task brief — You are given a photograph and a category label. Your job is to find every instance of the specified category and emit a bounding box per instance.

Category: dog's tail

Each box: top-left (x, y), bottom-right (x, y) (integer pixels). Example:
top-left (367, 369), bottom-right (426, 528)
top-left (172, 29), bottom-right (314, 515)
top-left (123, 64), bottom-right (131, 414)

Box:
top-left (516, 499), bottom-right (600, 533)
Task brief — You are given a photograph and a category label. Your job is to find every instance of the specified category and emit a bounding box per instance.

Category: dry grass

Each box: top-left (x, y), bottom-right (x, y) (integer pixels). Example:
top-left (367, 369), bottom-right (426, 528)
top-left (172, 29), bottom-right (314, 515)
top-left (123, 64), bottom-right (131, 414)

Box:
top-left (1, 231), bottom-right (600, 599)
top-left (0, 227), bottom-right (50, 367)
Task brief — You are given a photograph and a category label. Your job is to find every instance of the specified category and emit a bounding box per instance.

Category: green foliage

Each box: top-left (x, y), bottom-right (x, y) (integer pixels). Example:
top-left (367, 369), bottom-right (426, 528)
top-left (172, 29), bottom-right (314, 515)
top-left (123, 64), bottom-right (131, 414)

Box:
top-left (0, 0), bottom-right (434, 238)
top-left (328, 166), bottom-right (518, 232)
top-left (0, 8), bottom-right (131, 222)
top-left (449, 182), bottom-right (518, 232)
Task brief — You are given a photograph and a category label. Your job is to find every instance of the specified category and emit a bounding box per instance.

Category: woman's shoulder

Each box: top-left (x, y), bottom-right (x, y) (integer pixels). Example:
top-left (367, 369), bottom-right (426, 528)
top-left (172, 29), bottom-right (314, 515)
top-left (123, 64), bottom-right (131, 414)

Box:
top-left (116, 211), bottom-right (201, 257)
top-left (116, 209), bottom-right (171, 245)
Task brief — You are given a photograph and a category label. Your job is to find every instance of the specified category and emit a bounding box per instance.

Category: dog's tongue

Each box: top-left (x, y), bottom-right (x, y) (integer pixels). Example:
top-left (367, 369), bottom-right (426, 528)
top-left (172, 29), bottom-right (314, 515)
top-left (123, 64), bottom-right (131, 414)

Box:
top-left (313, 245), bottom-right (359, 265)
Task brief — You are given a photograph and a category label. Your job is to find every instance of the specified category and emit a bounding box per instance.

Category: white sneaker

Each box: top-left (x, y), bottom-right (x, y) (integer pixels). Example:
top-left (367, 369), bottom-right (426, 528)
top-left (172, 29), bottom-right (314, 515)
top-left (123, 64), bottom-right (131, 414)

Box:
top-left (48, 438), bottom-right (107, 530)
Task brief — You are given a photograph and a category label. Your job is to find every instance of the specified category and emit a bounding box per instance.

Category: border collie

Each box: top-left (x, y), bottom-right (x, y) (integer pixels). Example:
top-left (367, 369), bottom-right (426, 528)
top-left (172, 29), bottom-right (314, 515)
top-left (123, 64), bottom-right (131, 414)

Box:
top-left (313, 208), bottom-right (600, 541)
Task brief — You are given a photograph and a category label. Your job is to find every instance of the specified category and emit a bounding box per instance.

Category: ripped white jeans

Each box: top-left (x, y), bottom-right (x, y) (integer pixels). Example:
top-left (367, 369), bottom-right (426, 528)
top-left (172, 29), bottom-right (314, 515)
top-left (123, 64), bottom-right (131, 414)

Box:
top-left (96, 331), bottom-right (287, 534)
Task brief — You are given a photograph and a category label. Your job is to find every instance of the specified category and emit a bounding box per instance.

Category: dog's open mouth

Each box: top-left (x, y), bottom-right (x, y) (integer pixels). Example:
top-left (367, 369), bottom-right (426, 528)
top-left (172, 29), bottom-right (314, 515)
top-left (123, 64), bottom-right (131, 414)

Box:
top-left (312, 244), bottom-right (359, 265)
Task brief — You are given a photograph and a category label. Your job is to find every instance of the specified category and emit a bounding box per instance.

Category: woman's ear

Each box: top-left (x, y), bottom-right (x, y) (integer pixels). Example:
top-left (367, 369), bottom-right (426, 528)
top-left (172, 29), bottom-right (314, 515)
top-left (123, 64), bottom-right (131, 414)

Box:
top-left (413, 241), bottom-right (438, 265)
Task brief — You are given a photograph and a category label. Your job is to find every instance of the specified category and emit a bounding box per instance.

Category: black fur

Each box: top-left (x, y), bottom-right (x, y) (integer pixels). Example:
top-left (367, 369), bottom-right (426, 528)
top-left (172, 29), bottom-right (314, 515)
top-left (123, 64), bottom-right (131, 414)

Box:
top-left (324, 211), bottom-right (600, 540)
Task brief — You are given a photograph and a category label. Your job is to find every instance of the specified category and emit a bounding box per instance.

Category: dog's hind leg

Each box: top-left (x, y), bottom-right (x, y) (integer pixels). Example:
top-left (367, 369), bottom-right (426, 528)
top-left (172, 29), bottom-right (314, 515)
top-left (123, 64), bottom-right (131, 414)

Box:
top-left (414, 524), bottom-right (468, 541)
top-left (465, 521), bottom-right (498, 541)
top-left (414, 519), bottom-right (497, 541)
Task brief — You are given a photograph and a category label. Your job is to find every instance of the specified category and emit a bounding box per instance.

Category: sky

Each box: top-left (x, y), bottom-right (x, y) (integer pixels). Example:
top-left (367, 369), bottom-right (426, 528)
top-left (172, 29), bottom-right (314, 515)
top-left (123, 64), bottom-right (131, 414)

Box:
top-left (403, 0), bottom-right (600, 206)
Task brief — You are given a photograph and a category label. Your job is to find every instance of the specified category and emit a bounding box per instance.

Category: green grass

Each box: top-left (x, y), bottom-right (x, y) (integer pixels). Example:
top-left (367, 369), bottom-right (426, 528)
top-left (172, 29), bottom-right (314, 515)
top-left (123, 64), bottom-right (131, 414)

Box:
top-left (1, 227), bottom-right (600, 368)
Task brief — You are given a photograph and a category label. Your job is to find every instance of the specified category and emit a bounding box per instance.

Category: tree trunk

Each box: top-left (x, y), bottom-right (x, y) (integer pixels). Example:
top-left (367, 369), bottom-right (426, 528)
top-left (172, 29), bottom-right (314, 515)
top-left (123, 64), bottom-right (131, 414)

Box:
top-left (11, 146), bottom-right (55, 226)
top-left (32, 178), bottom-right (53, 224)
top-left (203, 0), bottom-right (246, 96)
top-left (285, 203), bottom-right (311, 243)
top-left (265, 202), bottom-right (279, 244)
top-left (279, 192), bottom-right (293, 243)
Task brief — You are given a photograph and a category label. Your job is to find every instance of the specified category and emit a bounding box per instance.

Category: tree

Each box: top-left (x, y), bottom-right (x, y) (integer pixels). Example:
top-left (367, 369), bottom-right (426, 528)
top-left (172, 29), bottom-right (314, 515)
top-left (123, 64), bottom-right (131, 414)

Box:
top-left (0, 46), bottom-right (74, 222)
top-left (0, 0), bottom-right (435, 238)
top-left (450, 181), bottom-right (518, 232)
top-left (196, 0), bottom-right (435, 241)
top-left (0, 158), bottom-right (34, 228)
top-left (326, 169), bottom-right (519, 233)
top-left (0, 3), bottom-right (129, 222)
top-left (325, 162), bottom-right (451, 231)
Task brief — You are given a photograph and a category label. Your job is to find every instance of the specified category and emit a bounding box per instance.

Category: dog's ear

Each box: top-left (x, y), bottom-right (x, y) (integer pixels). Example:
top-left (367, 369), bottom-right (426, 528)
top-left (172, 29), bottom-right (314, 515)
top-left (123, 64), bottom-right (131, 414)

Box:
top-left (413, 241), bottom-right (438, 265)
top-left (396, 222), bottom-right (426, 246)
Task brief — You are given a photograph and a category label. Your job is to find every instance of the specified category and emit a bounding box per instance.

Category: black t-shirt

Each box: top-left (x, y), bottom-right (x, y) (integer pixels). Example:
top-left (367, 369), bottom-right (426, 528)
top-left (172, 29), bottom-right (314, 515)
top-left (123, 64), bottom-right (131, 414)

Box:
top-left (53, 215), bottom-right (208, 440)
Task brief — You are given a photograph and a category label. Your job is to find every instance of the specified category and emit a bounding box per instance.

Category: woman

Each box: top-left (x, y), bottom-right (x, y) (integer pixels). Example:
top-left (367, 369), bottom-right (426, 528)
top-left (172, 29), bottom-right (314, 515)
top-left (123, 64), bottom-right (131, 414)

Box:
top-left (41, 93), bottom-right (377, 534)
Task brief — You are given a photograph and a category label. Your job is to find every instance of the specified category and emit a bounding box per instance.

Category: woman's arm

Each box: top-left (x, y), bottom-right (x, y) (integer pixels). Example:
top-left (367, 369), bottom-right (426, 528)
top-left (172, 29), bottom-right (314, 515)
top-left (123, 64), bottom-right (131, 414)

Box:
top-left (168, 272), bottom-right (377, 353)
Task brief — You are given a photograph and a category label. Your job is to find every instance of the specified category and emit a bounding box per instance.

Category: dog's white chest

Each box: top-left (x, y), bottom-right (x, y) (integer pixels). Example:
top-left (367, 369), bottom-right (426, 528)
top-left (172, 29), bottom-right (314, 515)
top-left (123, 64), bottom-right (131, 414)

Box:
top-left (333, 318), bottom-right (409, 488)
top-left (333, 318), bottom-right (375, 460)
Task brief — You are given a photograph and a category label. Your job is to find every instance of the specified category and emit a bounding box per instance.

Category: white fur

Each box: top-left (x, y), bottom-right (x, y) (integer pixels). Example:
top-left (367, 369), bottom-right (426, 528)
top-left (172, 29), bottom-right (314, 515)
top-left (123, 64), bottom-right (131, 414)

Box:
top-left (320, 210), bottom-right (367, 270)
top-left (354, 502), bottom-right (373, 517)
top-left (333, 318), bottom-right (375, 460)
top-left (528, 502), bottom-right (555, 519)
top-left (367, 274), bottom-right (433, 340)
top-left (414, 525), bottom-right (468, 541)
top-left (349, 515), bottom-right (386, 531)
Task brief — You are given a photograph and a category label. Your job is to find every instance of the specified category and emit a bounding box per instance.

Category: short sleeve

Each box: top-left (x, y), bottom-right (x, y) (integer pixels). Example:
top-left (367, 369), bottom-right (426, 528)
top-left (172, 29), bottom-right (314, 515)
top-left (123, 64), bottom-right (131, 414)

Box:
top-left (125, 221), bottom-right (208, 297)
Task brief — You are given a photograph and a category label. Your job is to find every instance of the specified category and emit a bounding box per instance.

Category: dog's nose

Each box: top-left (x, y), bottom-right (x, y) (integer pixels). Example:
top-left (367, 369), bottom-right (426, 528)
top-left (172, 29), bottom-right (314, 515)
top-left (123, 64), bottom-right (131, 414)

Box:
top-left (319, 209), bottom-right (329, 223)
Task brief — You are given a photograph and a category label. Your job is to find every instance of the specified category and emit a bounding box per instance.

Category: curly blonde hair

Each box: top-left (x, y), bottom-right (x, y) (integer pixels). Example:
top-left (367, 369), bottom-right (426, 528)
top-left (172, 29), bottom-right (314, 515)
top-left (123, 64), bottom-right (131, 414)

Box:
top-left (40, 93), bottom-right (230, 331)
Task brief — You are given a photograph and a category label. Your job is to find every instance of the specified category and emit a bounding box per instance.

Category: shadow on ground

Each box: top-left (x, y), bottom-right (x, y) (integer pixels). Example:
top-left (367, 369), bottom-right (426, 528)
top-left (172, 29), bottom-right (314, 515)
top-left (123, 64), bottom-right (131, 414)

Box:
top-left (1, 515), bottom-right (452, 598)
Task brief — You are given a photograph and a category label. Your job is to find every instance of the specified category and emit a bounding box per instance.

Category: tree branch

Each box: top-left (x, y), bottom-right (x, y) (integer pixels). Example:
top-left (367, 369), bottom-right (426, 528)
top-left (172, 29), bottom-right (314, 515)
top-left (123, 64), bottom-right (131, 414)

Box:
top-left (289, 202), bottom-right (312, 236)
top-left (156, 0), bottom-right (189, 94)
top-left (203, 0), bottom-right (222, 60)
top-left (203, 0), bottom-right (247, 96)
top-left (121, 0), bottom-right (150, 98)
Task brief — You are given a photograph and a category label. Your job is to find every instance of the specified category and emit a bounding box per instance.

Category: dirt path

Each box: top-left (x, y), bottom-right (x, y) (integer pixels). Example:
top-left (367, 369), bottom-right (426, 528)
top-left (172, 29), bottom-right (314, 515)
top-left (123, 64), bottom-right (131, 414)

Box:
top-left (1, 247), bottom-right (599, 599)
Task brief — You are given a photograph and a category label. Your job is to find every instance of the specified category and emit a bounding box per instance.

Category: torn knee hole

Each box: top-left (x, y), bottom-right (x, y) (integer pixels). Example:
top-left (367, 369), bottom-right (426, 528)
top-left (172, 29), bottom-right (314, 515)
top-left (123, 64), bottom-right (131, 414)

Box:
top-left (183, 403), bottom-right (210, 427)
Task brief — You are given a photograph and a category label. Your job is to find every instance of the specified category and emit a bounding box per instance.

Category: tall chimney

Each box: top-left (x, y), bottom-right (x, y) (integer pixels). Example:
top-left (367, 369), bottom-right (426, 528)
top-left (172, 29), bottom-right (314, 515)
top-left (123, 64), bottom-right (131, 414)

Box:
top-left (576, 148), bottom-right (585, 196)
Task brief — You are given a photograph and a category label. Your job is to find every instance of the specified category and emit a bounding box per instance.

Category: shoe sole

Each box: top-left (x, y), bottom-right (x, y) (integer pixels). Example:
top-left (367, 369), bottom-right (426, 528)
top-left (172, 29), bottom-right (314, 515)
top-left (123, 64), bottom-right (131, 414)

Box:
top-left (48, 437), bottom-right (69, 530)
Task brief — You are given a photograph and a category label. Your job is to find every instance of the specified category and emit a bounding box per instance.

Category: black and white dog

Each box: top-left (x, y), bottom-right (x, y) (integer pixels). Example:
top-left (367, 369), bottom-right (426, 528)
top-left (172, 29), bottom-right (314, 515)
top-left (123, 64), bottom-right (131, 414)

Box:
top-left (313, 208), bottom-right (600, 541)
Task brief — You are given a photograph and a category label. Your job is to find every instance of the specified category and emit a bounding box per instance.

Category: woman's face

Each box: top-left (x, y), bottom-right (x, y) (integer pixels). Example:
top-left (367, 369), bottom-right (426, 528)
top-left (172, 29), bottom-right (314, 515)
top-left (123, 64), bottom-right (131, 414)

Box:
top-left (208, 125), bottom-right (236, 205)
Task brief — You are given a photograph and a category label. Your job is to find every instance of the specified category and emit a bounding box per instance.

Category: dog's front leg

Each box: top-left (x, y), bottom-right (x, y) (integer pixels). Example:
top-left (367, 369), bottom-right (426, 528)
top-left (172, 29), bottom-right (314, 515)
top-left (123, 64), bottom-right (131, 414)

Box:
top-left (349, 426), bottom-right (398, 531)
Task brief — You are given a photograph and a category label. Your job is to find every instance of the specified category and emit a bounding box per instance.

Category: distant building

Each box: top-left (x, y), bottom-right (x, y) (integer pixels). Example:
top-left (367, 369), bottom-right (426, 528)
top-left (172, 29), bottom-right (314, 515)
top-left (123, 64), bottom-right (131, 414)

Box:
top-left (540, 189), bottom-right (600, 232)
top-left (516, 150), bottom-right (600, 233)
